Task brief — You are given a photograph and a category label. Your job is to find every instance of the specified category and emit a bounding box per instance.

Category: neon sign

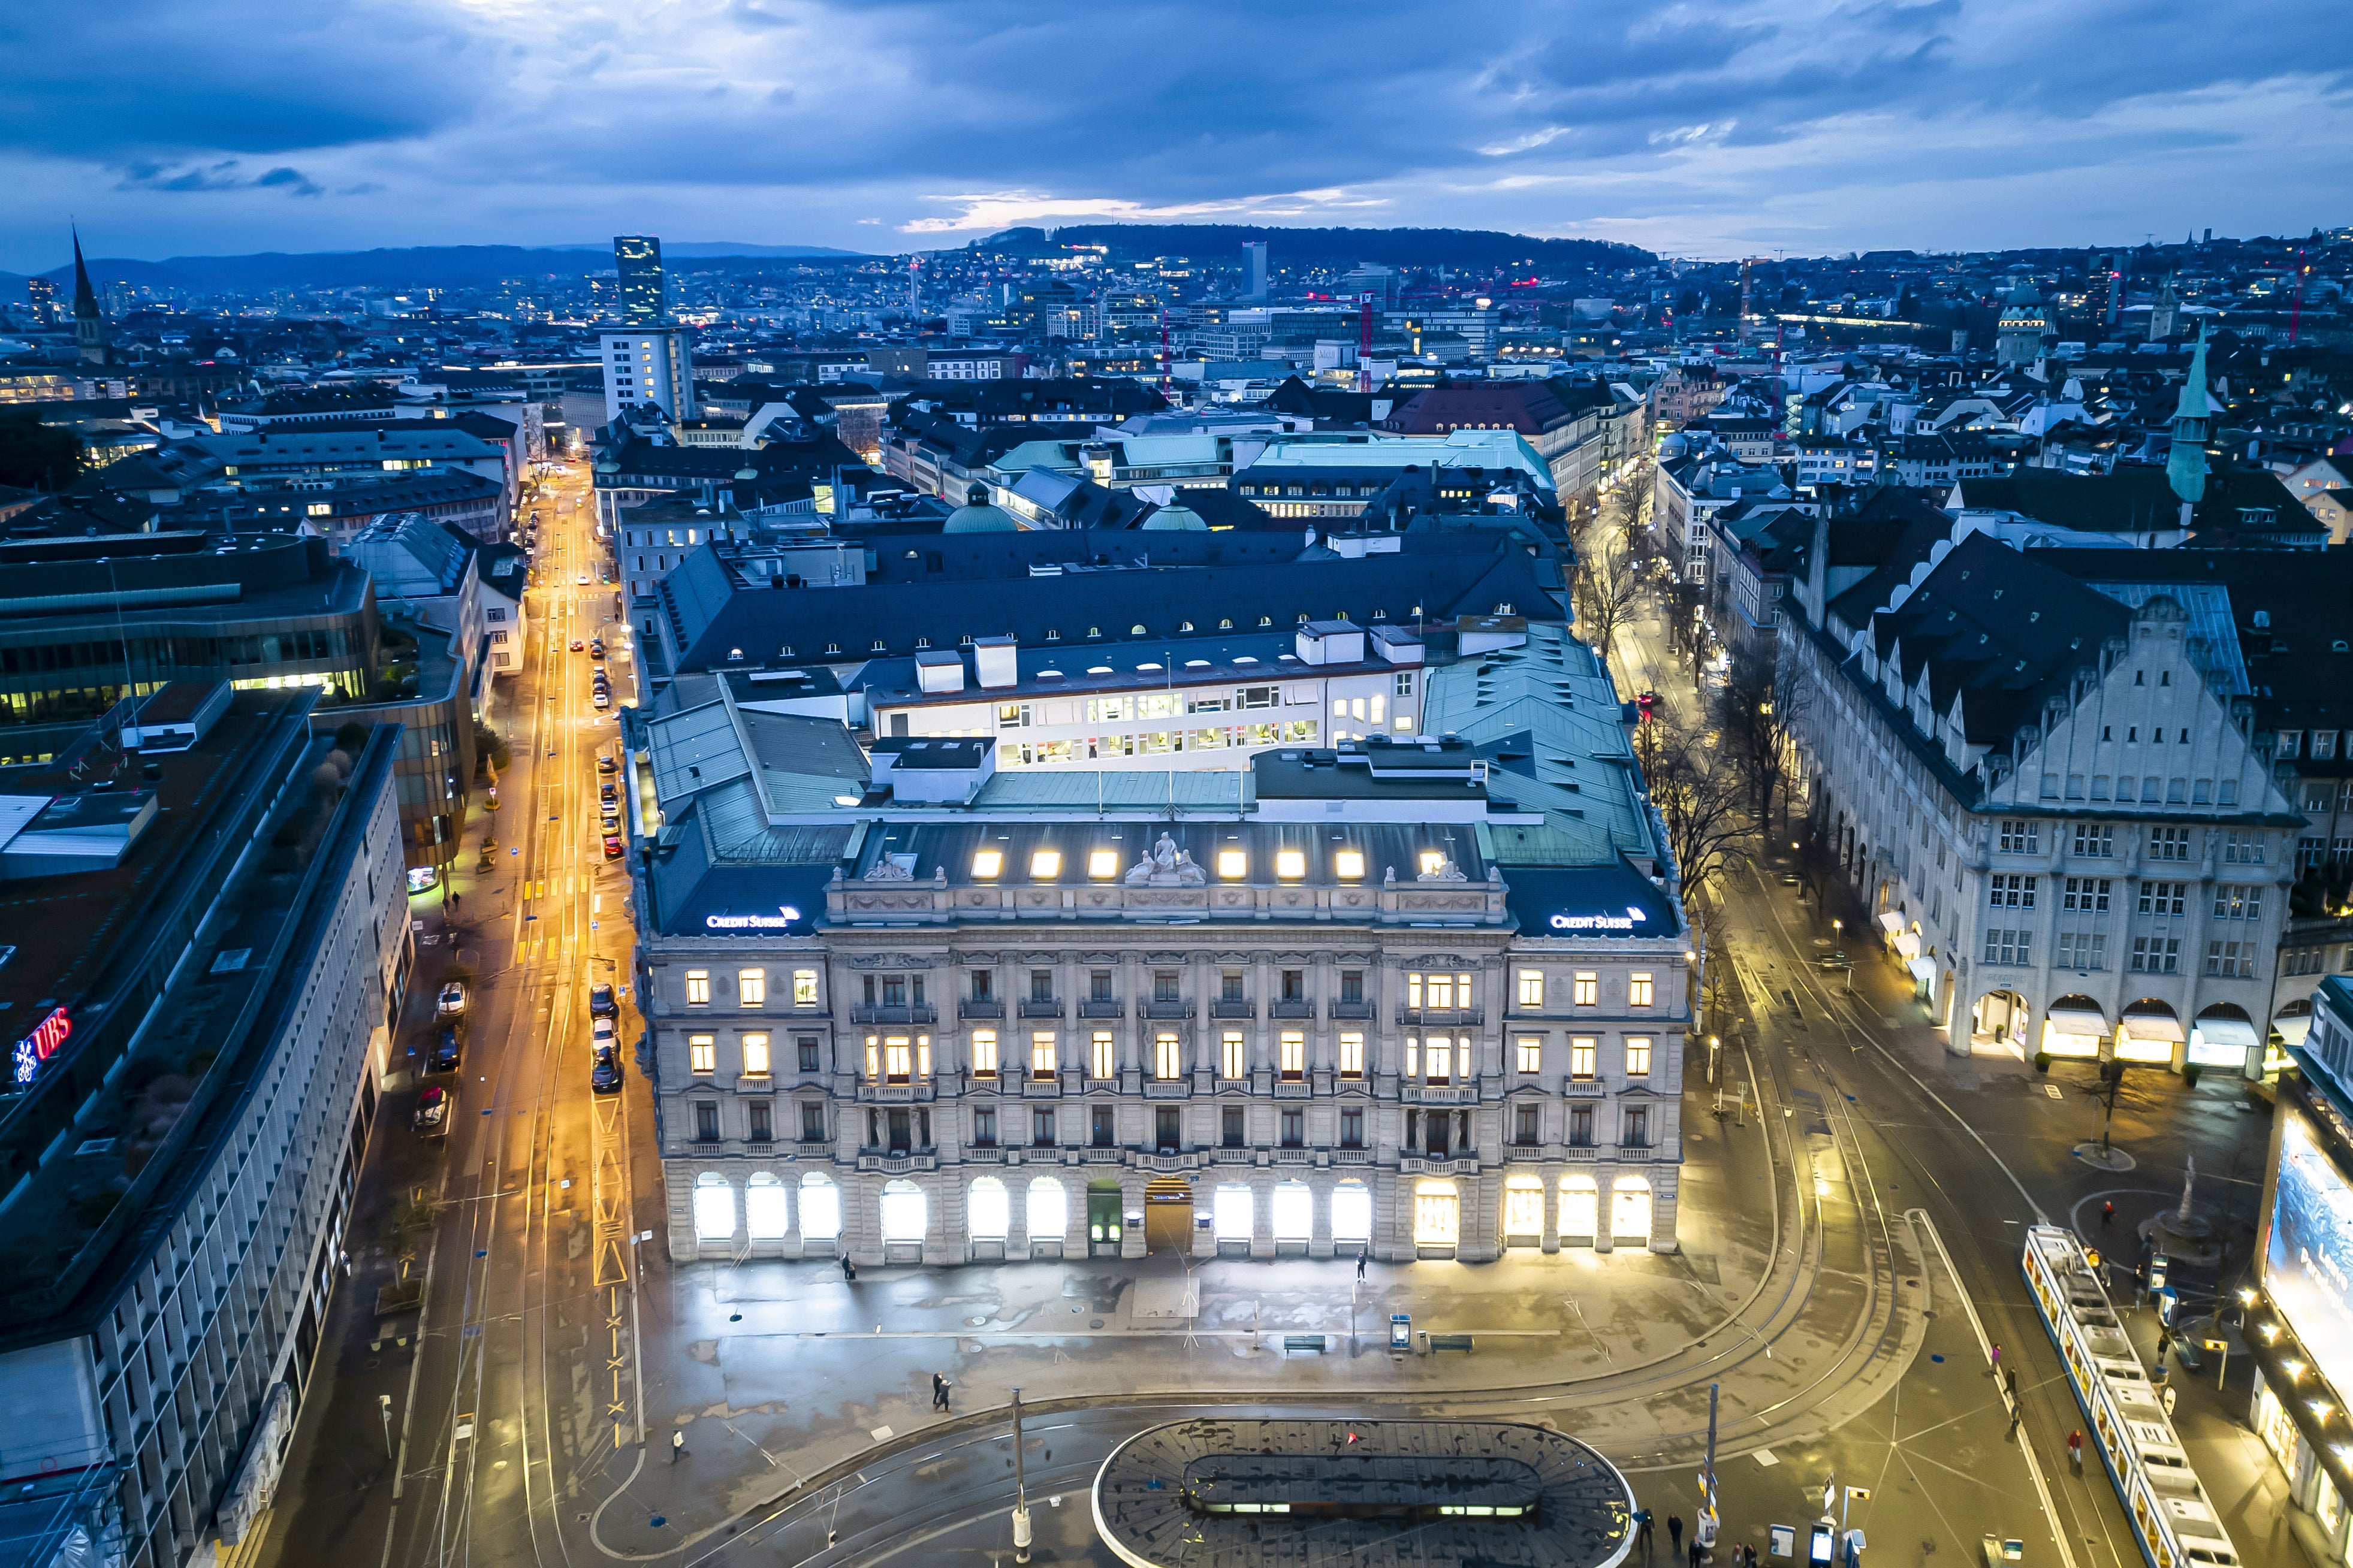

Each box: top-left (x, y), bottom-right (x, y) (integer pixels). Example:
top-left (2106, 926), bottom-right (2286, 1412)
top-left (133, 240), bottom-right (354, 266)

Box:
top-left (705, 905), bottom-right (803, 931)
top-left (1549, 906), bottom-right (1651, 932)
top-left (12, 1005), bottom-right (71, 1084)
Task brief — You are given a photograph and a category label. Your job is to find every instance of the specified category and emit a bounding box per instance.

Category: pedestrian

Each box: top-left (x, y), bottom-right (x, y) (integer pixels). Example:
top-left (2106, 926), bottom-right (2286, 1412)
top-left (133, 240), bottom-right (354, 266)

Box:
top-left (2102, 1200), bottom-right (2114, 1226)
top-left (1670, 1515), bottom-right (1685, 1555)
top-left (1636, 1507), bottom-right (1654, 1560)
top-left (1989, 1343), bottom-right (2001, 1374)
top-left (670, 1430), bottom-right (686, 1463)
top-left (841, 1256), bottom-right (857, 1283)
top-left (932, 1371), bottom-right (947, 1410)
top-left (2155, 1326), bottom-right (2171, 1363)
top-left (1691, 1540), bottom-right (1704, 1568)
top-left (1357, 1250), bottom-right (1368, 1281)
top-left (2068, 1430), bottom-right (2083, 1470)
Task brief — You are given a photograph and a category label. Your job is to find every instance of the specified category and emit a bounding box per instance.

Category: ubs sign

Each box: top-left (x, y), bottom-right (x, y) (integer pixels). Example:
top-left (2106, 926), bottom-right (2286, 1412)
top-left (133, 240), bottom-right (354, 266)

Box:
top-left (12, 1005), bottom-right (71, 1084)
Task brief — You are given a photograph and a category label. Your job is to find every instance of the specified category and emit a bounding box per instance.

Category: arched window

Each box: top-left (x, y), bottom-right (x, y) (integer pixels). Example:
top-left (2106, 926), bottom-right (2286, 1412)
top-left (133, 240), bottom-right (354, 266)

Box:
top-left (692, 1172), bottom-right (737, 1241)
top-left (1331, 1180), bottom-right (1372, 1244)
top-left (1413, 1179), bottom-right (1459, 1246)
top-left (1130, 623), bottom-right (1148, 635)
top-left (1271, 1181), bottom-right (1312, 1243)
top-left (969, 1176), bottom-right (1009, 1240)
top-left (744, 1173), bottom-right (789, 1240)
top-left (1212, 1184), bottom-right (1254, 1241)
top-left (800, 1173), bottom-right (841, 1240)
top-left (880, 1178), bottom-right (928, 1241)
top-left (1027, 1177), bottom-right (1069, 1243)
top-left (1503, 1174), bottom-right (1544, 1238)
top-left (1611, 1176), bottom-right (1653, 1243)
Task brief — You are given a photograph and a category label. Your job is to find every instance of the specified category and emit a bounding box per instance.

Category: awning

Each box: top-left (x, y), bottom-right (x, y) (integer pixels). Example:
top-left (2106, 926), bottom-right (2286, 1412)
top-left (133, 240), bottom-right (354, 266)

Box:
top-left (2274, 1015), bottom-right (2314, 1048)
top-left (1895, 932), bottom-right (1922, 959)
top-left (1906, 957), bottom-right (1938, 984)
top-left (2119, 1012), bottom-right (2185, 1043)
top-left (2191, 1016), bottom-right (2259, 1051)
top-left (1877, 911), bottom-right (1905, 935)
top-left (2047, 1005), bottom-right (2108, 1038)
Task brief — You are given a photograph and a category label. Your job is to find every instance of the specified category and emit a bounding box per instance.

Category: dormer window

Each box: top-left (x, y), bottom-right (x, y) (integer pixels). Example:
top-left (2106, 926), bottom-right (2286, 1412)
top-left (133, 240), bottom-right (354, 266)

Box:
top-left (2279, 730), bottom-right (2303, 759)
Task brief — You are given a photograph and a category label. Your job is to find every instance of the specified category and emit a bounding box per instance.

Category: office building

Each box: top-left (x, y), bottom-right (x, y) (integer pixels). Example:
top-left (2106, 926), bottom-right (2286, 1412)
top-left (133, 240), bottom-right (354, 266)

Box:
top-left (614, 235), bottom-right (666, 326)
top-left (0, 691), bottom-right (408, 1568)
top-left (1242, 241), bottom-right (1268, 302)
top-left (628, 621), bottom-right (1690, 1267)
top-left (601, 329), bottom-right (698, 427)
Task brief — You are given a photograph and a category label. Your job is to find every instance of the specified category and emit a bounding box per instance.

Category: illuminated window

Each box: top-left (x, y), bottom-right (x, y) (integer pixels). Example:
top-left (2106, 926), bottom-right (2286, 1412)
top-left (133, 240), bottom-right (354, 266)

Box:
top-left (1516, 1035), bottom-right (1542, 1073)
top-left (1088, 848), bottom-right (1120, 878)
top-left (1275, 848), bottom-right (1306, 880)
top-left (738, 969), bottom-right (767, 1007)
top-left (1217, 849), bottom-right (1247, 879)
top-left (1030, 849), bottom-right (1061, 879)
top-left (1517, 969), bottom-right (1544, 1008)
top-left (1570, 1037), bottom-right (1597, 1079)
top-left (1278, 1032), bottom-right (1305, 1080)
top-left (794, 969), bottom-right (819, 1005)
top-left (685, 970), bottom-right (711, 1005)
top-left (1626, 1037), bottom-right (1652, 1075)
top-left (1030, 1031), bottom-right (1057, 1078)
top-left (1425, 1036), bottom-right (1453, 1083)
top-left (1573, 972), bottom-right (1598, 1007)
top-left (972, 1030), bottom-right (998, 1077)
top-left (741, 1034), bottom-right (770, 1075)
top-left (1090, 1031), bottom-right (1115, 1079)
top-left (689, 1034), bottom-right (716, 1074)
top-left (1338, 1032), bottom-right (1364, 1077)
top-left (972, 849), bottom-right (1003, 879)
top-left (1221, 1031), bottom-right (1247, 1079)
top-left (1333, 848), bottom-right (1365, 880)
top-left (1155, 1033), bottom-right (1184, 1080)
top-left (883, 1037), bottom-right (913, 1081)
top-left (1628, 972), bottom-right (1654, 1008)
top-left (1418, 850), bottom-right (1447, 876)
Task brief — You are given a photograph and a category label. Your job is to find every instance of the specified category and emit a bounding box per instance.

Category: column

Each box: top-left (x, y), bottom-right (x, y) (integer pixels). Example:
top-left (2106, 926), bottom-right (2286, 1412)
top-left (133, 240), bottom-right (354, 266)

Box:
top-left (1592, 1162), bottom-right (1616, 1253)
top-left (1649, 1168), bottom-right (1681, 1255)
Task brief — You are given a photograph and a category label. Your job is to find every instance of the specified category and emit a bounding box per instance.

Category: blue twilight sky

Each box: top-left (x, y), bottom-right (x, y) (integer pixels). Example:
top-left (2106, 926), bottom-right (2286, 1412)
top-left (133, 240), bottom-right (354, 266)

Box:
top-left (4, 0), bottom-right (2351, 272)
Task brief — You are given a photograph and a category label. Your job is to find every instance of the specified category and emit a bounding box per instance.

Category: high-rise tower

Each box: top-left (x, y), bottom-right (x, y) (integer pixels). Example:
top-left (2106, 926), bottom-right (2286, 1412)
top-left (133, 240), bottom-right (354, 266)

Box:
top-left (614, 235), bottom-right (666, 325)
top-left (71, 228), bottom-right (108, 365)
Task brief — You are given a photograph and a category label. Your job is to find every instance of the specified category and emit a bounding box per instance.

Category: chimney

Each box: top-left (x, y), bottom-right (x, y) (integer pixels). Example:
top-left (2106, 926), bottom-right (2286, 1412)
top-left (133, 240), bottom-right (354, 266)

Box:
top-left (973, 635), bottom-right (1019, 689)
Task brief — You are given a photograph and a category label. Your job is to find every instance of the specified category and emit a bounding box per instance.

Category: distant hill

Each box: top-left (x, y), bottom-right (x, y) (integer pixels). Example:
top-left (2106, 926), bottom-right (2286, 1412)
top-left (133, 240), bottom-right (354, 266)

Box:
top-left (981, 223), bottom-right (1655, 273)
top-left (10, 242), bottom-right (871, 295)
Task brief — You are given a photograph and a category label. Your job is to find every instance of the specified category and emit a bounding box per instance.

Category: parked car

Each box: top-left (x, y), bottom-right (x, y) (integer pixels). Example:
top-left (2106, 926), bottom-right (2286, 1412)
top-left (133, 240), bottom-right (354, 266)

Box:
top-left (591, 1047), bottom-right (623, 1095)
top-left (430, 1026), bottom-right (463, 1072)
top-left (589, 983), bottom-right (617, 1018)
top-left (438, 981), bottom-right (466, 1017)
top-left (593, 690), bottom-right (611, 709)
top-left (597, 753), bottom-right (617, 774)
top-left (599, 783), bottom-right (618, 805)
top-left (413, 1084), bottom-right (454, 1137)
top-left (589, 639), bottom-right (606, 658)
top-left (602, 832), bottom-right (625, 859)
top-left (592, 1014), bottom-right (617, 1049)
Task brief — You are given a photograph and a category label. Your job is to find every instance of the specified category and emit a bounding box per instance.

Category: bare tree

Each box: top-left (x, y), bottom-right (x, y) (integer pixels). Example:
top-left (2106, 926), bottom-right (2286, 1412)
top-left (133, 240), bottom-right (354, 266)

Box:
top-left (1571, 541), bottom-right (1644, 665)
top-left (1640, 724), bottom-right (1751, 913)
top-left (1618, 462), bottom-right (1655, 555)
top-left (1715, 639), bottom-right (1811, 836)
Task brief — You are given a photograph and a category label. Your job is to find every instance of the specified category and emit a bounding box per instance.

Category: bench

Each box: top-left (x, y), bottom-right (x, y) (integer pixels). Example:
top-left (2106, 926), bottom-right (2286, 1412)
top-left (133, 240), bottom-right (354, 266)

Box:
top-left (1427, 1333), bottom-right (1476, 1354)
top-left (1281, 1335), bottom-right (1328, 1354)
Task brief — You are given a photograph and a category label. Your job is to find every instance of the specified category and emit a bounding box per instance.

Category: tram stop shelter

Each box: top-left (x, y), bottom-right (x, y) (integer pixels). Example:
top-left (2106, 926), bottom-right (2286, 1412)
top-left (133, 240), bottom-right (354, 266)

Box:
top-left (1092, 1416), bottom-right (1636, 1567)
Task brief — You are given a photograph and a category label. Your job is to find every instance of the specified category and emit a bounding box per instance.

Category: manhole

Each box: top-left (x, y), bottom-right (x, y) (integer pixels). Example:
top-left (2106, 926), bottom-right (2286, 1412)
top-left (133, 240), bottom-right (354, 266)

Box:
top-left (1091, 1318), bottom-right (1105, 1328)
top-left (966, 1316), bottom-right (987, 1326)
top-left (729, 1313), bottom-right (743, 1322)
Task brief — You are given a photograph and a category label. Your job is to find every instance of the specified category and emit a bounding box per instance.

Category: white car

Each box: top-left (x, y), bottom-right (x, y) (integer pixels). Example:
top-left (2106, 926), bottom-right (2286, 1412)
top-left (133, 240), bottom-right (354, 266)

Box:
top-left (438, 981), bottom-right (466, 1017)
top-left (575, 572), bottom-right (590, 586)
top-left (593, 690), bottom-right (611, 709)
top-left (592, 1015), bottom-right (617, 1049)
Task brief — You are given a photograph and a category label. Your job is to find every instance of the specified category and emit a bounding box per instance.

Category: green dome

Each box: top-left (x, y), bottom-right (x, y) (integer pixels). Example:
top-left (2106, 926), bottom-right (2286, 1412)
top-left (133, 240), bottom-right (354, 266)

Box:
top-left (1142, 501), bottom-right (1207, 531)
top-left (944, 483), bottom-right (1018, 533)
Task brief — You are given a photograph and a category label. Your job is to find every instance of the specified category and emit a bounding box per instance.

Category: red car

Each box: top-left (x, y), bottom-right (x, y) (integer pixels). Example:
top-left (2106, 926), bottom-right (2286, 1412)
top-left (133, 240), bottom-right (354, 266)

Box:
top-left (603, 833), bottom-right (625, 859)
top-left (569, 639), bottom-right (585, 651)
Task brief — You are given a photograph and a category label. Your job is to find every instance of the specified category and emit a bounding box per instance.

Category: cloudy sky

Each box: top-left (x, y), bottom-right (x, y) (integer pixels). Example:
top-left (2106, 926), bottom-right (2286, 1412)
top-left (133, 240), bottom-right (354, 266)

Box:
top-left (4, 0), bottom-right (2350, 271)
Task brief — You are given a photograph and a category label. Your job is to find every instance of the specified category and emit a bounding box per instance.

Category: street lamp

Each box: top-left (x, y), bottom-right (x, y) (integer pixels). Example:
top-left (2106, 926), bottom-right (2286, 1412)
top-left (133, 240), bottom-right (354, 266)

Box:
top-left (1011, 1386), bottom-right (1032, 1563)
top-left (379, 1394), bottom-right (394, 1458)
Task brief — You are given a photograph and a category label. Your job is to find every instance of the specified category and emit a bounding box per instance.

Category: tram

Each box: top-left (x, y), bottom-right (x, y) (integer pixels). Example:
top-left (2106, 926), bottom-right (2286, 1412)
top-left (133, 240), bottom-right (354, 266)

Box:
top-left (2020, 1225), bottom-right (2241, 1568)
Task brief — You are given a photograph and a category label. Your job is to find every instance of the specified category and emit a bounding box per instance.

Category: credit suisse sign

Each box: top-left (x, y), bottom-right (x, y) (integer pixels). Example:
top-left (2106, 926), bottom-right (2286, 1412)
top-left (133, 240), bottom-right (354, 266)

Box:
top-left (705, 905), bottom-right (804, 932)
top-left (12, 1005), bottom-right (71, 1084)
top-left (1549, 905), bottom-right (1652, 933)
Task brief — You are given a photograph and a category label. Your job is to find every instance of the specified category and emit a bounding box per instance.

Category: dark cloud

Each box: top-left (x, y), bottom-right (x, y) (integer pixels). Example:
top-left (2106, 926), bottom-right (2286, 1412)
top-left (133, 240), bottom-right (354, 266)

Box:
top-left (116, 159), bottom-right (323, 197)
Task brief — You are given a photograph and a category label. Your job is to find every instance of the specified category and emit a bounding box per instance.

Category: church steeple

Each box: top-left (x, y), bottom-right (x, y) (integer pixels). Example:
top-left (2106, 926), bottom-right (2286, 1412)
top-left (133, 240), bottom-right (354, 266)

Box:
top-left (71, 226), bottom-right (107, 366)
top-left (2166, 324), bottom-right (2210, 516)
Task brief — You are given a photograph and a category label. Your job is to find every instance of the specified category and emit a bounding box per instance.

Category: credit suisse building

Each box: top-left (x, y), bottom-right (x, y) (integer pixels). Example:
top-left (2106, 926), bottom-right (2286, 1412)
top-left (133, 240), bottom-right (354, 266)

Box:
top-left (628, 693), bottom-right (1693, 1267)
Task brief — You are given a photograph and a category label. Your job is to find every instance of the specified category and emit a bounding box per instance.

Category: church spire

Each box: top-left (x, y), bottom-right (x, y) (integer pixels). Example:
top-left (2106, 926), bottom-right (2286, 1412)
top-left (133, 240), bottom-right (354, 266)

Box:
top-left (71, 226), bottom-right (108, 366)
top-left (2166, 324), bottom-right (2210, 512)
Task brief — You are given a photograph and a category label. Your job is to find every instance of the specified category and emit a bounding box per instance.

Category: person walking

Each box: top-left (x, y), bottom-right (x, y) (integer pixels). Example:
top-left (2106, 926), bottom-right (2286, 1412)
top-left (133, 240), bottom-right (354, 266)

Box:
top-left (1669, 1515), bottom-right (1684, 1556)
top-left (841, 1256), bottom-right (857, 1283)
top-left (2102, 1200), bottom-right (2114, 1226)
top-left (1690, 1540), bottom-right (1705, 1568)
top-left (1989, 1343), bottom-right (2002, 1374)
top-left (2068, 1430), bottom-right (2083, 1470)
top-left (1357, 1250), bottom-right (1368, 1282)
top-left (1636, 1508), bottom-right (1655, 1560)
top-left (932, 1372), bottom-right (948, 1410)
top-left (670, 1430), bottom-right (687, 1463)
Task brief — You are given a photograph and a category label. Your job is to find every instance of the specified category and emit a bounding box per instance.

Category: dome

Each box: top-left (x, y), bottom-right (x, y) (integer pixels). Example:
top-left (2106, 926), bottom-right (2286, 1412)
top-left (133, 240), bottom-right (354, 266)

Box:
top-left (1141, 501), bottom-right (1207, 531)
top-left (1657, 431), bottom-right (1689, 460)
top-left (943, 483), bottom-right (1018, 533)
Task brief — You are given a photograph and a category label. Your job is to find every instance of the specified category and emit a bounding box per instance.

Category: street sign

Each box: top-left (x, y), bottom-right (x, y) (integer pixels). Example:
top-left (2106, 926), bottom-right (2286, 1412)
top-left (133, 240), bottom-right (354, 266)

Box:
top-left (1770, 1526), bottom-right (1796, 1560)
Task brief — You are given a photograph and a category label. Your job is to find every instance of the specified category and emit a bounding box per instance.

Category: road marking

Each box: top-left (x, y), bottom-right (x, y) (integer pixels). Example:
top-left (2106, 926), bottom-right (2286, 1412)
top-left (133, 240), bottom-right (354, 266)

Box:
top-left (2044, 1083), bottom-right (2064, 1099)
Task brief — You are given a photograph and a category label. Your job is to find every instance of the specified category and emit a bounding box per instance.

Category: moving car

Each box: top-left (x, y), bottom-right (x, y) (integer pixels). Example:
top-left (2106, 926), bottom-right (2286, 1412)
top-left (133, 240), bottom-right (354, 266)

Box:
top-left (575, 572), bottom-right (590, 586)
top-left (430, 1026), bottom-right (463, 1072)
top-left (413, 1084), bottom-right (454, 1137)
top-left (597, 753), bottom-right (617, 774)
top-left (1779, 872), bottom-right (1802, 886)
top-left (1817, 950), bottom-right (1851, 971)
top-left (591, 1047), bottom-right (623, 1095)
top-left (589, 639), bottom-right (605, 658)
top-left (570, 639), bottom-right (584, 651)
top-left (589, 983), bottom-right (617, 1018)
top-left (602, 832), bottom-right (625, 859)
top-left (438, 981), bottom-right (466, 1017)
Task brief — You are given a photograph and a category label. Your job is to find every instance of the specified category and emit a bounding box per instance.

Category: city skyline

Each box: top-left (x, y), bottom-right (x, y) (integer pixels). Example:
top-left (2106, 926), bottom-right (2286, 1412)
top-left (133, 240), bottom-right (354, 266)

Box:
top-left (4, 0), bottom-right (2351, 272)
